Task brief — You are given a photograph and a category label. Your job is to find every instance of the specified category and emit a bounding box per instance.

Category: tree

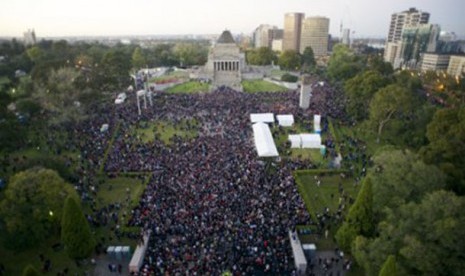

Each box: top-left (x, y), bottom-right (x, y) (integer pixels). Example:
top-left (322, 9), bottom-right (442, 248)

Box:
top-left (22, 265), bottom-right (40, 276)
top-left (0, 167), bottom-right (79, 250)
top-left (344, 70), bottom-right (390, 121)
top-left (367, 55), bottom-right (393, 76)
top-left (278, 50), bottom-right (301, 70)
top-left (354, 190), bottom-right (465, 276)
top-left (301, 46), bottom-right (316, 72)
top-left (327, 44), bottom-right (364, 82)
top-left (97, 49), bottom-right (131, 91)
top-left (148, 44), bottom-right (178, 67)
top-left (379, 255), bottom-right (397, 276)
top-left (420, 107), bottom-right (465, 194)
top-left (395, 70), bottom-right (422, 92)
top-left (369, 149), bottom-right (445, 217)
top-left (26, 46), bottom-right (44, 63)
top-left (35, 67), bottom-right (88, 124)
top-left (246, 47), bottom-right (277, 66)
top-left (132, 47), bottom-right (146, 69)
top-left (368, 84), bottom-right (418, 143)
top-left (174, 42), bottom-right (209, 66)
top-left (61, 196), bottom-right (95, 259)
top-left (335, 177), bottom-right (374, 252)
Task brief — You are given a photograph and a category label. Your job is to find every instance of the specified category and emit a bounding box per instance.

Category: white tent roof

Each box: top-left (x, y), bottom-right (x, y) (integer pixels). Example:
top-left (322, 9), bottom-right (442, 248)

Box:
top-left (250, 113), bottom-right (275, 123)
top-left (300, 133), bottom-right (323, 149)
top-left (252, 122), bottom-right (279, 157)
top-left (314, 114), bottom-right (321, 131)
top-left (288, 134), bottom-right (301, 148)
top-left (289, 230), bottom-right (307, 275)
top-left (277, 114), bottom-right (294, 127)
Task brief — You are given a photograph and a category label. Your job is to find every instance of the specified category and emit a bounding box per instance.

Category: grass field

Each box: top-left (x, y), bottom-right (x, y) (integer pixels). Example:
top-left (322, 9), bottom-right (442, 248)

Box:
top-left (242, 80), bottom-right (288, 93)
top-left (133, 119), bottom-right (198, 144)
top-left (149, 70), bottom-right (189, 83)
top-left (294, 170), bottom-right (360, 252)
top-left (294, 170), bottom-right (359, 220)
top-left (166, 81), bottom-right (210, 93)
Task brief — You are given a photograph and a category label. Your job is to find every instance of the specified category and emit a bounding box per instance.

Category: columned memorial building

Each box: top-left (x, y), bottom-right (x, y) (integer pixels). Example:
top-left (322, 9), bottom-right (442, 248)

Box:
top-left (205, 30), bottom-right (245, 91)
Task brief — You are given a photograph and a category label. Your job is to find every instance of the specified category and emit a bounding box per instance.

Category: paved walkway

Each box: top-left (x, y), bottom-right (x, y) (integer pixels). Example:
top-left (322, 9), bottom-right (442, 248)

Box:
top-left (307, 250), bottom-right (346, 276)
top-left (92, 255), bottom-right (130, 276)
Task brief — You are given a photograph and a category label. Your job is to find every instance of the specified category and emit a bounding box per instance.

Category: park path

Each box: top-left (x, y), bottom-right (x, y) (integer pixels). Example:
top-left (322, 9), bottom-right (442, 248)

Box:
top-left (92, 255), bottom-right (129, 276)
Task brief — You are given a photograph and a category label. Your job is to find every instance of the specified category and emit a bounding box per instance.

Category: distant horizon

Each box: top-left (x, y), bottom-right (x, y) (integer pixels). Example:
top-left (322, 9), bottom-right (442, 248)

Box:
top-left (0, 32), bottom-right (392, 40)
top-left (1, 0), bottom-right (464, 39)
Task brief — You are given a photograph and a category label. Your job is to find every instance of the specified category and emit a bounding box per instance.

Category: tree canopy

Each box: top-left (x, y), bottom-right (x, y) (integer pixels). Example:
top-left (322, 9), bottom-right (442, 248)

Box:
top-left (344, 70), bottom-right (391, 121)
top-left (22, 265), bottom-right (40, 276)
top-left (379, 255), bottom-right (397, 276)
top-left (354, 190), bottom-right (465, 276)
top-left (421, 107), bottom-right (465, 194)
top-left (368, 84), bottom-right (422, 143)
top-left (301, 46), bottom-right (316, 72)
top-left (369, 149), bottom-right (445, 217)
top-left (278, 50), bottom-right (301, 71)
top-left (327, 44), bottom-right (364, 82)
top-left (61, 196), bottom-right (95, 259)
top-left (246, 47), bottom-right (277, 66)
top-left (335, 176), bottom-right (374, 252)
top-left (0, 167), bottom-right (79, 250)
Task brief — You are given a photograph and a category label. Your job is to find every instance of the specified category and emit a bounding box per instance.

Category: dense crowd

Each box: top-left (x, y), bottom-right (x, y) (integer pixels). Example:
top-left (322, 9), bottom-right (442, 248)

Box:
top-left (70, 80), bottom-right (346, 275)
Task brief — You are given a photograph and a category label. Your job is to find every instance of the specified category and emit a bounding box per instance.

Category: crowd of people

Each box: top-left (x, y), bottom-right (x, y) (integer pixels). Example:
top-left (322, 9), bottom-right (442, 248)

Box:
top-left (69, 80), bottom-right (348, 275)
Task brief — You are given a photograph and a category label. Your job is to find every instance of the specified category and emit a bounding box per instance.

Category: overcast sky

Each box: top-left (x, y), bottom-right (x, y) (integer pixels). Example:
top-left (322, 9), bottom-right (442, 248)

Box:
top-left (1, 0), bottom-right (464, 38)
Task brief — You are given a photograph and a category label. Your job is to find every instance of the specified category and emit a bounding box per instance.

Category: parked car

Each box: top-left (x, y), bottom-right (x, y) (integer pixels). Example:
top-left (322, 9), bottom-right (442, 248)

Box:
top-left (114, 92), bottom-right (127, 104)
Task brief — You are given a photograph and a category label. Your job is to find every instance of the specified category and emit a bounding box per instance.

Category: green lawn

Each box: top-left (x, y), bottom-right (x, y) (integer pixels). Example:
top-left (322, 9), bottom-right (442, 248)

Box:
top-left (133, 119), bottom-right (198, 145)
top-left (242, 80), bottom-right (288, 93)
top-left (166, 81), bottom-right (210, 93)
top-left (294, 170), bottom-right (360, 251)
top-left (96, 176), bottom-right (147, 209)
top-left (270, 69), bottom-right (288, 78)
top-left (294, 170), bottom-right (359, 221)
top-left (149, 70), bottom-right (189, 82)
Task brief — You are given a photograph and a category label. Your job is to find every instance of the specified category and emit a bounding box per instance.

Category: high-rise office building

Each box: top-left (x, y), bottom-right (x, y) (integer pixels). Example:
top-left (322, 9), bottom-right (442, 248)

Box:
top-left (253, 25), bottom-right (283, 49)
top-left (23, 29), bottom-right (36, 46)
top-left (253, 24), bottom-right (274, 48)
top-left (397, 24), bottom-right (440, 68)
top-left (447, 55), bottom-right (465, 77)
top-left (420, 53), bottom-right (450, 72)
top-left (384, 8), bottom-right (429, 64)
top-left (342, 28), bottom-right (351, 46)
top-left (283, 13), bottom-right (305, 52)
top-left (300, 16), bottom-right (330, 56)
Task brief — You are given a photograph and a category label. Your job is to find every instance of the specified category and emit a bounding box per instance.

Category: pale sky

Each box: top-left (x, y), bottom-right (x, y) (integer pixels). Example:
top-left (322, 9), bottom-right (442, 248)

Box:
top-left (1, 0), bottom-right (464, 38)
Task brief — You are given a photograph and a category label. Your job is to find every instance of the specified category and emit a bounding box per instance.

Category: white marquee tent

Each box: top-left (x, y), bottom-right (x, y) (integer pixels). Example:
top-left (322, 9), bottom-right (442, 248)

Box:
top-left (252, 122), bottom-right (279, 157)
top-left (250, 113), bottom-right (275, 124)
top-left (289, 230), bottom-right (307, 275)
top-left (300, 133), bottom-right (322, 149)
top-left (277, 114), bottom-right (294, 127)
top-left (313, 114), bottom-right (321, 133)
top-left (288, 135), bottom-right (301, 148)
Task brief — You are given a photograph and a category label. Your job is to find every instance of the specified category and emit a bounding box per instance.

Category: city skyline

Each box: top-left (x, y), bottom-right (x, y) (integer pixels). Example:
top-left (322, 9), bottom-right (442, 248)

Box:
top-left (1, 0), bottom-right (464, 38)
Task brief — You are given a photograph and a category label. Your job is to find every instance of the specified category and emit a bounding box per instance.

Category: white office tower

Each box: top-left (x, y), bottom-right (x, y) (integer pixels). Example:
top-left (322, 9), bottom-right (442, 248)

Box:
top-left (299, 75), bottom-right (312, 109)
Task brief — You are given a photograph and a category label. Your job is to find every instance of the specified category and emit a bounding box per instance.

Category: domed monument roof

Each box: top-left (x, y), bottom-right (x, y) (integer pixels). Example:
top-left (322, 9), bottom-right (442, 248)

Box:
top-left (217, 30), bottom-right (235, 44)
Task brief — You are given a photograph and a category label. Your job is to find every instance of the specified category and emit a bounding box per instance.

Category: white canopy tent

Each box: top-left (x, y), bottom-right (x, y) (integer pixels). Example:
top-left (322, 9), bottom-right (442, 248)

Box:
top-left (300, 133), bottom-right (322, 149)
top-left (313, 114), bottom-right (321, 133)
top-left (289, 230), bottom-right (307, 275)
top-left (288, 135), bottom-right (301, 148)
top-left (250, 113), bottom-right (275, 124)
top-left (100, 124), bottom-right (109, 133)
top-left (252, 122), bottom-right (279, 157)
top-left (277, 114), bottom-right (294, 127)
